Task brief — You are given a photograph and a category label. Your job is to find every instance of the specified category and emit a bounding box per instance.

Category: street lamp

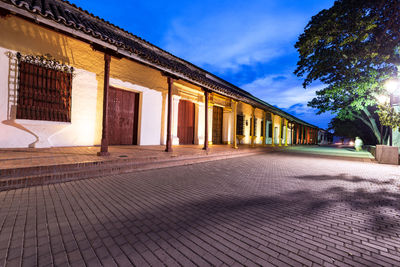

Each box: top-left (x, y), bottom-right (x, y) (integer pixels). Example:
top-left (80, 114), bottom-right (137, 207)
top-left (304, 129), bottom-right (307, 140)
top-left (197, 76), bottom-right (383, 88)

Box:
top-left (377, 95), bottom-right (390, 105)
top-left (385, 79), bottom-right (399, 94)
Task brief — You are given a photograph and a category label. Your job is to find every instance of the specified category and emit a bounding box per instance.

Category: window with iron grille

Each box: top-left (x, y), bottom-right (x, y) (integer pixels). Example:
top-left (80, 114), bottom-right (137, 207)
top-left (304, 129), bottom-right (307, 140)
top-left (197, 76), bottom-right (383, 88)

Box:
top-left (16, 54), bottom-right (73, 122)
top-left (236, 114), bottom-right (244, 135)
top-left (268, 121), bottom-right (272, 137)
top-left (261, 120), bottom-right (264, 137)
top-left (250, 118), bottom-right (253, 136)
top-left (249, 117), bottom-right (257, 136)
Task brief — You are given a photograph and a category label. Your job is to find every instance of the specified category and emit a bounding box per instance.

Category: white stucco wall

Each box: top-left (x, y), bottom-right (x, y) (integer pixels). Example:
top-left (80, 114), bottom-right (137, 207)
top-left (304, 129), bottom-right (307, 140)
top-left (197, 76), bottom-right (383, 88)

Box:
top-left (0, 46), bottom-right (164, 148)
top-left (0, 47), bottom-right (35, 148)
top-left (222, 109), bottom-right (232, 144)
top-left (254, 118), bottom-right (262, 144)
top-left (196, 102), bottom-right (205, 145)
top-left (50, 68), bottom-right (98, 146)
top-left (109, 78), bottom-right (162, 146)
top-left (0, 47), bottom-right (99, 148)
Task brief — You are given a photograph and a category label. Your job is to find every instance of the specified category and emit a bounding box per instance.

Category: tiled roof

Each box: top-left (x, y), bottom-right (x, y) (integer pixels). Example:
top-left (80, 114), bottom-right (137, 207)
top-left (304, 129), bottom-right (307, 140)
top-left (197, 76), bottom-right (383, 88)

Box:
top-left (0, 0), bottom-right (318, 128)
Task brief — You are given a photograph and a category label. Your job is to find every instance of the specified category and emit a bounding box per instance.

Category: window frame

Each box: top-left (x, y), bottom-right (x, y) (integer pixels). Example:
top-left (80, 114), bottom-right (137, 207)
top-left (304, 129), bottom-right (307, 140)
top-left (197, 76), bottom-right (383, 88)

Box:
top-left (16, 53), bottom-right (73, 122)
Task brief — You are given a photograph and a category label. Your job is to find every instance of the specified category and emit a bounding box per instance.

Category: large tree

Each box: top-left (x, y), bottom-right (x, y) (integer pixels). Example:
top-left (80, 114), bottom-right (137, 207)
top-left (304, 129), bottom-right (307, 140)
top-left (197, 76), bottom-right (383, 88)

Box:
top-left (295, 0), bottom-right (400, 142)
top-left (329, 107), bottom-right (389, 145)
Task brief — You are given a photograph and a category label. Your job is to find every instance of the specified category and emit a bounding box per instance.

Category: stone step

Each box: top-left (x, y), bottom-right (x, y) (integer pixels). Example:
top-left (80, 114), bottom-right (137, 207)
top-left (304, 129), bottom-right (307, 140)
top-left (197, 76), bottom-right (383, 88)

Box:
top-left (0, 149), bottom-right (268, 191)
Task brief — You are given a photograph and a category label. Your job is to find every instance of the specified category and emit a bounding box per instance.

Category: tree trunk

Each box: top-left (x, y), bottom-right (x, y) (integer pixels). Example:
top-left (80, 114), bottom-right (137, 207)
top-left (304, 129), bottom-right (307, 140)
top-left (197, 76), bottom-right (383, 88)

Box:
top-left (383, 126), bottom-right (390, 145)
top-left (354, 107), bottom-right (382, 144)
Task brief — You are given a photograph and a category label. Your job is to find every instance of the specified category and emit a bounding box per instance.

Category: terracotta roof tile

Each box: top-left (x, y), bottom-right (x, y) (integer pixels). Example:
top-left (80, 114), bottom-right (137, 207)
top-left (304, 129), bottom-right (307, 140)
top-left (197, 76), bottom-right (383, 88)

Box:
top-left (1, 0), bottom-right (318, 127)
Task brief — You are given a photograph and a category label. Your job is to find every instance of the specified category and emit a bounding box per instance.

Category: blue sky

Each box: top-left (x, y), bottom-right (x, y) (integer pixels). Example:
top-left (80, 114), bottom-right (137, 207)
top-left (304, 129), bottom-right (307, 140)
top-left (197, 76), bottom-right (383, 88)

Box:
top-left (70, 0), bottom-right (335, 129)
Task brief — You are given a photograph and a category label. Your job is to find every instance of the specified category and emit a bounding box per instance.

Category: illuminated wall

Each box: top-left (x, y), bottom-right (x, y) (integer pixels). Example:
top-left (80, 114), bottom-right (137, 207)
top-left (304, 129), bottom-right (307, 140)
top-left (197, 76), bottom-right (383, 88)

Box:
top-left (0, 15), bottom-right (166, 148)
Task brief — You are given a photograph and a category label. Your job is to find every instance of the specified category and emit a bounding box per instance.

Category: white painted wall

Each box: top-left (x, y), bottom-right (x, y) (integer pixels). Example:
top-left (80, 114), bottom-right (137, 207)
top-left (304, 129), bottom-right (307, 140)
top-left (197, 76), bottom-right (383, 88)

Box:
top-left (274, 126), bottom-right (279, 145)
top-left (109, 78), bottom-right (163, 146)
top-left (196, 102), bottom-right (205, 145)
top-left (0, 46), bottom-right (164, 148)
top-left (222, 109), bottom-right (232, 144)
top-left (0, 47), bottom-right (37, 148)
top-left (50, 68), bottom-right (98, 146)
top-left (255, 118), bottom-right (262, 144)
top-left (172, 95), bottom-right (181, 145)
top-left (0, 47), bottom-right (99, 148)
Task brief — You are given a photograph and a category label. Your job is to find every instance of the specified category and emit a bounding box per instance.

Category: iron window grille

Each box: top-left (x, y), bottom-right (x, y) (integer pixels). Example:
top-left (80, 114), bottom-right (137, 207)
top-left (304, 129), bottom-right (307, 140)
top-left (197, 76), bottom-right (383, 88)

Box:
top-left (250, 118), bottom-right (257, 136)
top-left (236, 114), bottom-right (244, 135)
top-left (16, 53), bottom-right (73, 122)
top-left (261, 120), bottom-right (264, 137)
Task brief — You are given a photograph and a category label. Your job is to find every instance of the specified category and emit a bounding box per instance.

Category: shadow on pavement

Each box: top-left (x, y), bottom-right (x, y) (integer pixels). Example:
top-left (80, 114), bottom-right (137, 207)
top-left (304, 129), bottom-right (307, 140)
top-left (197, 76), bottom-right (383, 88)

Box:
top-left (125, 176), bottom-right (400, 238)
top-left (293, 173), bottom-right (395, 185)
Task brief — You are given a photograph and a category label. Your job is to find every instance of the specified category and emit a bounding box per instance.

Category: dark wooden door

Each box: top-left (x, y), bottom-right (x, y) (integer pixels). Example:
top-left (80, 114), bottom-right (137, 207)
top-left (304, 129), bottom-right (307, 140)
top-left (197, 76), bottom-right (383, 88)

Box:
top-left (212, 106), bottom-right (223, 144)
top-left (178, 100), bottom-right (195, 144)
top-left (107, 87), bottom-right (139, 145)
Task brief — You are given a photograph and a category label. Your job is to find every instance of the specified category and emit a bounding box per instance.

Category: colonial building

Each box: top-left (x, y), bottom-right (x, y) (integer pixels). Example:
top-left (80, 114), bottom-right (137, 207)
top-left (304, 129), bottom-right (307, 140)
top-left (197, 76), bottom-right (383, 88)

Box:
top-left (0, 0), bottom-right (318, 153)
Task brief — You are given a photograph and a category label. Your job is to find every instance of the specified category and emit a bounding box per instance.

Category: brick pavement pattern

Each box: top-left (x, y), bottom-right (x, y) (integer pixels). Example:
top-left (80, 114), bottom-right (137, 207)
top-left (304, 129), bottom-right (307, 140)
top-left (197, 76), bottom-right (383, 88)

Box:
top-left (1, 151), bottom-right (400, 266)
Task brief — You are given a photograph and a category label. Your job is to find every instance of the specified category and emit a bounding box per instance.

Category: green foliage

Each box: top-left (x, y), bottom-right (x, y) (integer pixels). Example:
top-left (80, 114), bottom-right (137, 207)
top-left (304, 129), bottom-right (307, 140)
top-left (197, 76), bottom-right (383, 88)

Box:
top-left (328, 107), bottom-right (386, 144)
top-left (377, 104), bottom-right (400, 128)
top-left (295, 0), bottom-right (400, 134)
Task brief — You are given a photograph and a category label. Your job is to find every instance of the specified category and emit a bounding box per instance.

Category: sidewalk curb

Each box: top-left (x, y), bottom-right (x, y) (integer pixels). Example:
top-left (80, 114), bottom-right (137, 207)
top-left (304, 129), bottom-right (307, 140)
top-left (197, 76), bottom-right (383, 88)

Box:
top-left (0, 149), bottom-right (269, 191)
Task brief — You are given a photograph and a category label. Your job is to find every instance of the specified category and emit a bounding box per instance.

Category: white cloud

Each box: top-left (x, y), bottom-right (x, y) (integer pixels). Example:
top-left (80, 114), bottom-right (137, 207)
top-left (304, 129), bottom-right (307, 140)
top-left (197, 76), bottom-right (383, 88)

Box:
top-left (242, 73), bottom-right (334, 128)
top-left (160, 0), bottom-right (336, 128)
top-left (162, 5), bottom-right (308, 72)
top-left (242, 74), bottom-right (321, 109)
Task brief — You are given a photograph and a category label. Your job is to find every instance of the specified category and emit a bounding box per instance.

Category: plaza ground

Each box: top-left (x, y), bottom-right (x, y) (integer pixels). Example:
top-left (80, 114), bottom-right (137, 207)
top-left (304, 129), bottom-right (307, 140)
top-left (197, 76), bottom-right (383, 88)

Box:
top-left (1, 148), bottom-right (400, 266)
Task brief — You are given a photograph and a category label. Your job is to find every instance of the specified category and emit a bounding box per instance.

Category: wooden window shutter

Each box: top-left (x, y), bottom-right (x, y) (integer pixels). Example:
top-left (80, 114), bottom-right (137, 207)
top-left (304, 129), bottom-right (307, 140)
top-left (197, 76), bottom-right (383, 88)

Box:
top-left (254, 118), bottom-right (257, 136)
top-left (261, 120), bottom-right (264, 137)
top-left (17, 61), bottom-right (72, 122)
top-left (236, 114), bottom-right (244, 135)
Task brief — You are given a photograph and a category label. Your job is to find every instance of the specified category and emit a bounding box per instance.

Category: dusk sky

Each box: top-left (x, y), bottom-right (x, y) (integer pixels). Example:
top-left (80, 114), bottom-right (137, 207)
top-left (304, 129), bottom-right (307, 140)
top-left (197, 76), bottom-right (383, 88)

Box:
top-left (70, 0), bottom-right (335, 129)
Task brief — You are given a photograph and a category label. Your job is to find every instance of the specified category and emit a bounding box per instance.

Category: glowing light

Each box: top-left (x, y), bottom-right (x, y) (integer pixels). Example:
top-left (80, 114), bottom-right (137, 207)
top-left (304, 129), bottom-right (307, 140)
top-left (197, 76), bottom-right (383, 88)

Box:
top-left (384, 79), bottom-right (399, 94)
top-left (376, 95), bottom-right (389, 104)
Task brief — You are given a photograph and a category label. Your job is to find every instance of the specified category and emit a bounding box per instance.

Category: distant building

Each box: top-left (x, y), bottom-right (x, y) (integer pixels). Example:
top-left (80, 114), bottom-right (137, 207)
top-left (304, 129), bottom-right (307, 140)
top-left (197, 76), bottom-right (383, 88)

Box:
top-left (0, 0), bottom-right (318, 152)
top-left (318, 129), bottom-right (333, 145)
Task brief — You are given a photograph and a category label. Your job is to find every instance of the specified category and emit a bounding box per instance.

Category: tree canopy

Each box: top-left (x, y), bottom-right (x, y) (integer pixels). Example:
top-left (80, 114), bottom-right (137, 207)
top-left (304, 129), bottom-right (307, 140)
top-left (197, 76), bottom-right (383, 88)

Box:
top-left (295, 0), bottom-right (400, 142)
top-left (329, 107), bottom-right (388, 144)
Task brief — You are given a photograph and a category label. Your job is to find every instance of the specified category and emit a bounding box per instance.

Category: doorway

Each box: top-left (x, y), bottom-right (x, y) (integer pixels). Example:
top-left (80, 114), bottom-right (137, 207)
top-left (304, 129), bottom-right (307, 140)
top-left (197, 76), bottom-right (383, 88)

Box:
top-left (178, 100), bottom-right (195, 144)
top-left (212, 106), bottom-right (223, 144)
top-left (107, 87), bottom-right (139, 145)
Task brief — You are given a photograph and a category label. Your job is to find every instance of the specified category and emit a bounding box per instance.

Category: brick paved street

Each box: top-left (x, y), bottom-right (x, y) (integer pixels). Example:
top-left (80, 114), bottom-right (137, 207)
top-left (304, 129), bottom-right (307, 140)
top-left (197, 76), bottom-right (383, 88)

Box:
top-left (1, 151), bottom-right (400, 266)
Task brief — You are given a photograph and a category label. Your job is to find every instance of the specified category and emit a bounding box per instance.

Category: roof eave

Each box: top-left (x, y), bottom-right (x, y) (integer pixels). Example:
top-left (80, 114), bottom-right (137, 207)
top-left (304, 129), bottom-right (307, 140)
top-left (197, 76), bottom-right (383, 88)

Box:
top-left (0, 1), bottom-right (318, 128)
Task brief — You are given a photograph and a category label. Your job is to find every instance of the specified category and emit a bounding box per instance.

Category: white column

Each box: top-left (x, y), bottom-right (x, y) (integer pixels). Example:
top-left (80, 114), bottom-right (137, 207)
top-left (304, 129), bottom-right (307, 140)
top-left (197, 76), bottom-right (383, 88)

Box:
top-left (266, 121), bottom-right (271, 144)
top-left (160, 92), bottom-right (167, 145)
top-left (222, 108), bottom-right (232, 144)
top-left (195, 102), bottom-right (205, 145)
top-left (172, 95), bottom-right (181, 145)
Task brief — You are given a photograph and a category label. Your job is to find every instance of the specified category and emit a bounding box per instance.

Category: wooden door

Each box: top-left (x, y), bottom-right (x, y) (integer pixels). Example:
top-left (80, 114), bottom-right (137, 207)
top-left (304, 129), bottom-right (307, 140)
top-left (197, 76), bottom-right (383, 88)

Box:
top-left (107, 87), bottom-right (139, 145)
top-left (212, 106), bottom-right (223, 144)
top-left (178, 100), bottom-right (195, 144)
